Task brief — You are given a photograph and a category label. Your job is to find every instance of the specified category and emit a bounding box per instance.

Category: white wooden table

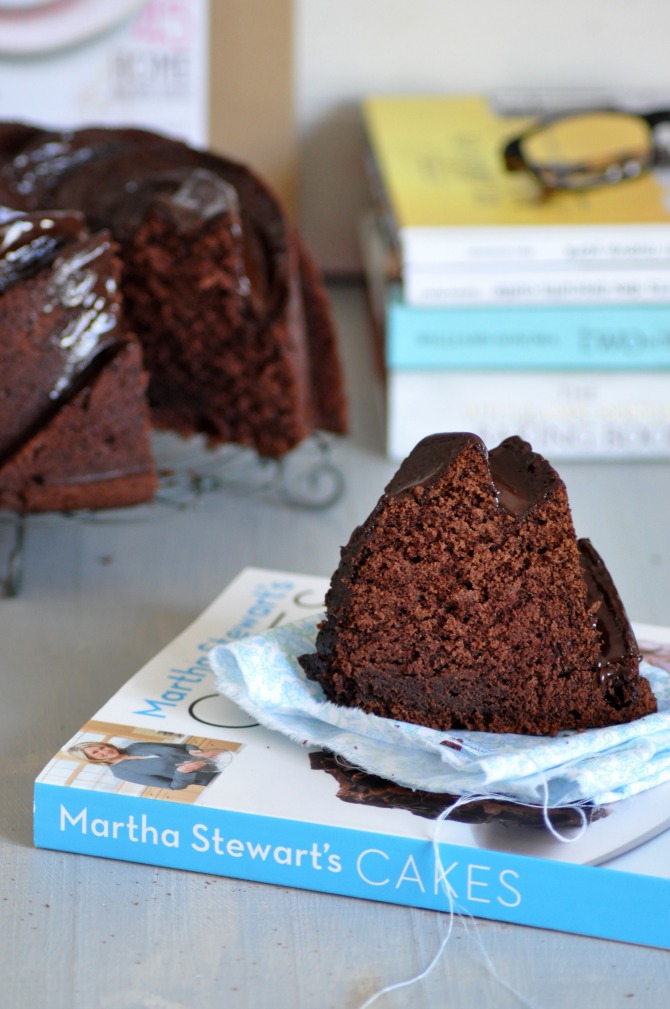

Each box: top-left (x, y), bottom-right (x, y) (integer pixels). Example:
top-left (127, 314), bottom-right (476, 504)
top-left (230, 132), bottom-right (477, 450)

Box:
top-left (2, 283), bottom-right (670, 1009)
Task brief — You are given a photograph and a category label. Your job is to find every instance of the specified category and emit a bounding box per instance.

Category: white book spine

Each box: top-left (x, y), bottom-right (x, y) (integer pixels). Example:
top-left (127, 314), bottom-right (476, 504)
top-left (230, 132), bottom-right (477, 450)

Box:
top-left (405, 268), bottom-right (670, 308)
top-left (401, 224), bottom-right (670, 269)
top-left (386, 370), bottom-right (670, 462)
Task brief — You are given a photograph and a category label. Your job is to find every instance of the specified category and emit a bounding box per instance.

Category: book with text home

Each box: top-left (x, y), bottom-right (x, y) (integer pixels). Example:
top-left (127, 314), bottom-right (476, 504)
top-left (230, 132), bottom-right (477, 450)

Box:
top-left (362, 94), bottom-right (670, 285)
top-left (34, 567), bottom-right (670, 950)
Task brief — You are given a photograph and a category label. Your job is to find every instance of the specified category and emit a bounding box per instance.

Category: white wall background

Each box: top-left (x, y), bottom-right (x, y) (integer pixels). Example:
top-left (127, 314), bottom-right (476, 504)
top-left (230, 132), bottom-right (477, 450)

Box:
top-left (295, 0), bottom-right (670, 273)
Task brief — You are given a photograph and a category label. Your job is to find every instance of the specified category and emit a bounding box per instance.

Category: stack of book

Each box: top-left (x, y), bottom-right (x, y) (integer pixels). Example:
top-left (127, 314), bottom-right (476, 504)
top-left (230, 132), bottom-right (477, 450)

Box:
top-left (360, 93), bottom-right (670, 460)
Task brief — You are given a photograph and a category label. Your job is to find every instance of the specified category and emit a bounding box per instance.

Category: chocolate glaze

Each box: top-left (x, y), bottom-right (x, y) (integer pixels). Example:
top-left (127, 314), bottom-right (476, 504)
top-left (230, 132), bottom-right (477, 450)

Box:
top-left (385, 432), bottom-right (559, 518)
top-left (385, 432), bottom-right (486, 496)
top-left (0, 208), bottom-right (124, 465)
top-left (310, 750), bottom-right (606, 828)
top-left (578, 538), bottom-right (641, 681)
top-left (0, 207), bottom-right (86, 291)
top-left (488, 435), bottom-right (560, 516)
top-left (45, 234), bottom-right (121, 399)
top-left (0, 126), bottom-right (171, 208)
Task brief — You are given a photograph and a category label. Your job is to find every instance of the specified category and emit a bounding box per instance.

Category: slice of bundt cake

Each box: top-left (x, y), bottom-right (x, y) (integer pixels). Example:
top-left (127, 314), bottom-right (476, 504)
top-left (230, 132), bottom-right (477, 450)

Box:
top-left (0, 207), bottom-right (156, 512)
top-left (300, 433), bottom-right (657, 736)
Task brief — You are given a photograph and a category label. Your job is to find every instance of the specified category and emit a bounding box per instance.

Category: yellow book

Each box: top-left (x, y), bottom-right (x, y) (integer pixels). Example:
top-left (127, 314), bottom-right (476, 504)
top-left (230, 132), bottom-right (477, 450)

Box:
top-left (362, 94), bottom-right (670, 268)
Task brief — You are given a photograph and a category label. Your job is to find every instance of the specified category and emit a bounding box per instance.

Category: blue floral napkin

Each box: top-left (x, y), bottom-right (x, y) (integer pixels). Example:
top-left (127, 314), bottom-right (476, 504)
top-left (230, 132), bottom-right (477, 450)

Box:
top-left (209, 615), bottom-right (670, 808)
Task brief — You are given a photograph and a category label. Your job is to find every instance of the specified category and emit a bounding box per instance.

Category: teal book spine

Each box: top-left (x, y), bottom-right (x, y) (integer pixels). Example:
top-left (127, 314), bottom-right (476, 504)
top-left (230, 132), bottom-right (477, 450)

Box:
top-left (386, 294), bottom-right (670, 370)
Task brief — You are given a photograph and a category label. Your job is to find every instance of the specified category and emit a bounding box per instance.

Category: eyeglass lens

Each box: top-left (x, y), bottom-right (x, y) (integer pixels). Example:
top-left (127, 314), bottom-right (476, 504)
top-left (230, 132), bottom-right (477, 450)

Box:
top-left (522, 112), bottom-right (652, 186)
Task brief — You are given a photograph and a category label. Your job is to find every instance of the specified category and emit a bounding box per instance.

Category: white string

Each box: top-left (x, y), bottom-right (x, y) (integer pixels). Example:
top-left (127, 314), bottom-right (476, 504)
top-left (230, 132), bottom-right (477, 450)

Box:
top-left (457, 910), bottom-right (546, 1009)
top-left (355, 785), bottom-right (588, 1009)
top-left (536, 777), bottom-right (589, 842)
top-left (355, 912), bottom-right (455, 1009)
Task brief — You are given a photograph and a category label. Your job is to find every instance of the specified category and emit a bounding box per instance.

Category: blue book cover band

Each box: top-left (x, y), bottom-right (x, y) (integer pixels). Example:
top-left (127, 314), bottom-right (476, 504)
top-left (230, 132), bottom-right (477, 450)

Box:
top-left (33, 783), bottom-right (670, 950)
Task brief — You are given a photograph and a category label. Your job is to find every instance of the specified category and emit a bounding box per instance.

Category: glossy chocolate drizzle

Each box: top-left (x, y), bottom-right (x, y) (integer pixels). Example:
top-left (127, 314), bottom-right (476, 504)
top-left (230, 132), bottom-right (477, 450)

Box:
top-left (0, 208), bottom-right (123, 465)
top-left (385, 432), bottom-right (556, 517)
top-left (578, 538), bottom-right (640, 682)
top-left (488, 435), bottom-right (557, 516)
top-left (44, 236), bottom-right (120, 399)
top-left (0, 207), bottom-right (85, 292)
top-left (385, 432), bottom-right (485, 497)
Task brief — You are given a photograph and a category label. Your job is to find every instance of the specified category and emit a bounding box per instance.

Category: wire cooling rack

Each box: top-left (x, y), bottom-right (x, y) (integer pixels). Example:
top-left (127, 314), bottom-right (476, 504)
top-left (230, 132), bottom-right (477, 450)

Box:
top-left (0, 432), bottom-right (345, 598)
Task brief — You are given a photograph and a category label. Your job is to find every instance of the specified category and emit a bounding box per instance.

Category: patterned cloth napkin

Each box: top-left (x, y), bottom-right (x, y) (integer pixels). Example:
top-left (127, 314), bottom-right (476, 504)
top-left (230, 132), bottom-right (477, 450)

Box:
top-left (209, 614), bottom-right (670, 808)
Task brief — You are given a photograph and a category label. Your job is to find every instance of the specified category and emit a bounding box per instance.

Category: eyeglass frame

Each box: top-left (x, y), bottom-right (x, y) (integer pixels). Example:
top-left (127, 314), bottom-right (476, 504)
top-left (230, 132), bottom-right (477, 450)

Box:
top-left (502, 108), bottom-right (670, 191)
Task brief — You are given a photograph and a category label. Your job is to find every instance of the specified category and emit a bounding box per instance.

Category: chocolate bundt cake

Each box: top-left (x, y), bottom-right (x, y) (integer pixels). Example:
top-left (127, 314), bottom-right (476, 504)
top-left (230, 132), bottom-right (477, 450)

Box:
top-left (300, 433), bottom-right (657, 736)
top-left (0, 207), bottom-right (156, 512)
top-left (0, 122), bottom-right (347, 511)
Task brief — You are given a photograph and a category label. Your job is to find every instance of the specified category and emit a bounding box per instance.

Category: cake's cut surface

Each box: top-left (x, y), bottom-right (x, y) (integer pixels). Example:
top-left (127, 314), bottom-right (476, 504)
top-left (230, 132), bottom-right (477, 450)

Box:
top-left (300, 433), bottom-right (657, 736)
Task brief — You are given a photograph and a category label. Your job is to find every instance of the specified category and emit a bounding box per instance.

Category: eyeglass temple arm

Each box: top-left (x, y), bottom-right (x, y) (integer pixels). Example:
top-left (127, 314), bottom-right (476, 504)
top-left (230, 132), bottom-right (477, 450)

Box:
top-left (643, 110), bottom-right (670, 128)
top-left (502, 137), bottom-right (525, 171)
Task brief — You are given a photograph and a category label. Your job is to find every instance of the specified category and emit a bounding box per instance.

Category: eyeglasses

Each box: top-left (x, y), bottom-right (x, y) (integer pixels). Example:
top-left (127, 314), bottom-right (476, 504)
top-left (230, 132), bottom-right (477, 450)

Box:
top-left (502, 109), bottom-right (670, 192)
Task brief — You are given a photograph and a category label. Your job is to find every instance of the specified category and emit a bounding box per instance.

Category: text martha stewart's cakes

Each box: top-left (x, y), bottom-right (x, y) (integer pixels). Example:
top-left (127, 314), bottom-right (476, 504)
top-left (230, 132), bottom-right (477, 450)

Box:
top-left (300, 433), bottom-right (657, 735)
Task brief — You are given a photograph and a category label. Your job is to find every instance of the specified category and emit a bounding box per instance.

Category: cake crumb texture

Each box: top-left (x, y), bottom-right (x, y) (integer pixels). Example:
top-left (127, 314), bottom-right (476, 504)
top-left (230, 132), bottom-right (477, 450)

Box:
top-left (300, 433), bottom-right (657, 735)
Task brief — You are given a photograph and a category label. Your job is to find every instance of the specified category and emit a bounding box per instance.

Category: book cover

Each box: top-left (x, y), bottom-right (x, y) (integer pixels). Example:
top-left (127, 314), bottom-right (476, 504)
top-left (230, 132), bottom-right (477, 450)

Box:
top-left (362, 94), bottom-right (670, 270)
top-left (34, 567), bottom-right (670, 949)
top-left (0, 1), bottom-right (211, 147)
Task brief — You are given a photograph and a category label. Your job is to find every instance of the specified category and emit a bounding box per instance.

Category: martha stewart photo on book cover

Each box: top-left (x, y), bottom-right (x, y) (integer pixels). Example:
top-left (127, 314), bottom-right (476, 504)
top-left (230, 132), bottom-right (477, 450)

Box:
top-left (41, 721), bottom-right (242, 806)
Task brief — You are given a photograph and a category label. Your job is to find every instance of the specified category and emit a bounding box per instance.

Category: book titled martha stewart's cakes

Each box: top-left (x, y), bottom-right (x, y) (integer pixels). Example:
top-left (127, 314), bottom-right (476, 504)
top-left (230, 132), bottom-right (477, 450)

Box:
top-left (34, 568), bottom-right (670, 950)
